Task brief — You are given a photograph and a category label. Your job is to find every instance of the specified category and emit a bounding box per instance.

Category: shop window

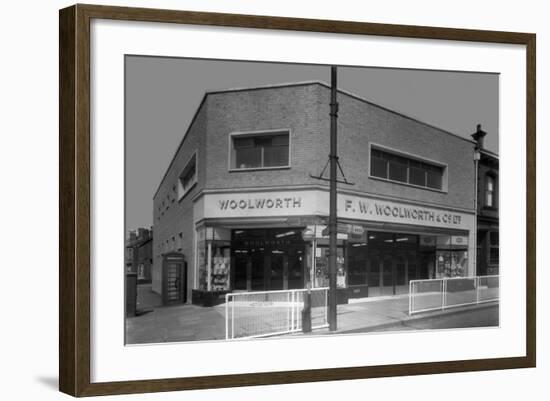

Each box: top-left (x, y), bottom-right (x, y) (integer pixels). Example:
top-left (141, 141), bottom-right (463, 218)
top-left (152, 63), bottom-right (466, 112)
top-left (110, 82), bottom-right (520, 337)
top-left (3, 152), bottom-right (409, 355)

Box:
top-left (230, 131), bottom-right (289, 170)
top-left (370, 146), bottom-right (445, 190)
top-left (178, 152), bottom-right (197, 200)
top-left (435, 234), bottom-right (468, 278)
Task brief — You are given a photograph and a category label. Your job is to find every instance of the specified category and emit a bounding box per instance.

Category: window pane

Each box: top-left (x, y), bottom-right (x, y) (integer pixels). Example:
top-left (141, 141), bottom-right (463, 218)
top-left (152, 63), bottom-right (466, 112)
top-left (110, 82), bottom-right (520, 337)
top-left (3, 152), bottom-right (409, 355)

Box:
top-left (233, 137), bottom-right (254, 148)
top-left (388, 155), bottom-right (408, 182)
top-left (486, 176), bottom-right (495, 206)
top-left (371, 156), bottom-right (387, 178)
top-left (409, 165), bottom-right (426, 186)
top-left (271, 134), bottom-right (289, 146)
top-left (264, 144), bottom-right (289, 167)
top-left (486, 193), bottom-right (493, 207)
top-left (487, 178), bottom-right (494, 191)
top-left (235, 147), bottom-right (261, 168)
top-left (426, 166), bottom-right (443, 189)
top-left (182, 165), bottom-right (196, 189)
top-left (254, 137), bottom-right (272, 147)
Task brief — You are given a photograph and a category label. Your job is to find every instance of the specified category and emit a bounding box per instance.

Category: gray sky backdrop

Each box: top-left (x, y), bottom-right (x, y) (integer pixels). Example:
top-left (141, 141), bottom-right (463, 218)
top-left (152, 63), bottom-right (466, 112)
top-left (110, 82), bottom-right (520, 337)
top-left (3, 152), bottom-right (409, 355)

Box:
top-left (125, 56), bottom-right (499, 232)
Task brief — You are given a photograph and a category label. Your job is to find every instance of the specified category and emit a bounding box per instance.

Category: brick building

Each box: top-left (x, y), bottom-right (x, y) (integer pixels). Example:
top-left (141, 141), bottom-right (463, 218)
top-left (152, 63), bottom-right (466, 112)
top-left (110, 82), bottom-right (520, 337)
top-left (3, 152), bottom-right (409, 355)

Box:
top-left (472, 125), bottom-right (499, 276)
top-left (152, 82), bottom-right (478, 305)
top-left (125, 227), bottom-right (153, 283)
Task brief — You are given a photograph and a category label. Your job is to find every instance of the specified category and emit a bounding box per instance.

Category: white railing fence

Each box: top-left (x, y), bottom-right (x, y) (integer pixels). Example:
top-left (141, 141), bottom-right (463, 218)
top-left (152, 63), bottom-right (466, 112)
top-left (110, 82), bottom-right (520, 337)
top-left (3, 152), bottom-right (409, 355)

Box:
top-left (409, 275), bottom-right (499, 315)
top-left (225, 287), bottom-right (329, 340)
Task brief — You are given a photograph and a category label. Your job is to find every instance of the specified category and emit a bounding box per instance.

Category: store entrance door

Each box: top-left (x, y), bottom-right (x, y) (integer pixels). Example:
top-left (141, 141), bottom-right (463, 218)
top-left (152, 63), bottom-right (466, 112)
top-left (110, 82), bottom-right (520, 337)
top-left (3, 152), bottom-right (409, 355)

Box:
top-left (231, 228), bottom-right (305, 292)
top-left (367, 251), bottom-right (416, 297)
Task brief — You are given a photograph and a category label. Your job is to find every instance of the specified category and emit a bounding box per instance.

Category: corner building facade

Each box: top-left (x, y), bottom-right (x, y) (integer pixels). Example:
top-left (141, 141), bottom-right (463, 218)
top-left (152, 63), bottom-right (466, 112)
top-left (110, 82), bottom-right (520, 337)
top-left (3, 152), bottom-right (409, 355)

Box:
top-left (152, 82), bottom-right (477, 305)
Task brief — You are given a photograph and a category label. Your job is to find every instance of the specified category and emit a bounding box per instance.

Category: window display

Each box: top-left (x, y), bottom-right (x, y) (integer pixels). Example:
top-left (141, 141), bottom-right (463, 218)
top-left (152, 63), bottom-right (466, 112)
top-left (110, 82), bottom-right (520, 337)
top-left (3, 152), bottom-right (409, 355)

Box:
top-left (314, 245), bottom-right (346, 288)
top-left (435, 235), bottom-right (468, 278)
top-left (210, 243), bottom-right (231, 291)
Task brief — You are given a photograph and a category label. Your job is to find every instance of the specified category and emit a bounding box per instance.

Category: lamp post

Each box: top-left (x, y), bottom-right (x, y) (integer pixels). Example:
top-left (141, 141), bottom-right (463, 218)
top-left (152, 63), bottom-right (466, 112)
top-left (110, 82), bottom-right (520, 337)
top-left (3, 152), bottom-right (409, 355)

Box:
top-left (473, 146), bottom-right (480, 276)
top-left (471, 123), bottom-right (486, 276)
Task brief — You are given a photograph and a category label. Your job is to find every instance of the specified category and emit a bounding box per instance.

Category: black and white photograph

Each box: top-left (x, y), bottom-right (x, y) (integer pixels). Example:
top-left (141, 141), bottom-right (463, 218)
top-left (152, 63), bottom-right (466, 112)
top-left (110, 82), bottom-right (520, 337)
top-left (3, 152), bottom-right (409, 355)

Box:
top-left (124, 57), bottom-right (500, 344)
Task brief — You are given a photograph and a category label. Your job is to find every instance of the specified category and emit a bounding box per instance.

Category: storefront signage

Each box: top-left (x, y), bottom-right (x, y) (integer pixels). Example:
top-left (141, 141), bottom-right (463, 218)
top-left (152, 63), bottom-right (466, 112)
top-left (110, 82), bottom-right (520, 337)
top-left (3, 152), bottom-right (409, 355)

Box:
top-left (301, 226), bottom-right (315, 241)
top-left (201, 190), bottom-right (322, 219)
top-left (343, 198), bottom-right (463, 225)
top-left (321, 224), bottom-right (364, 236)
top-left (199, 190), bottom-right (473, 232)
top-left (218, 197), bottom-right (302, 211)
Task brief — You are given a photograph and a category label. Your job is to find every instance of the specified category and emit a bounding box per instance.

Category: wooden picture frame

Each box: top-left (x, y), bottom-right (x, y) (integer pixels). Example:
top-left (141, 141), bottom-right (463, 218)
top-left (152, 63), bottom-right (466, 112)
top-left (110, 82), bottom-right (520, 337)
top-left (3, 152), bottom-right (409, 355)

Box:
top-left (59, 3), bottom-right (536, 397)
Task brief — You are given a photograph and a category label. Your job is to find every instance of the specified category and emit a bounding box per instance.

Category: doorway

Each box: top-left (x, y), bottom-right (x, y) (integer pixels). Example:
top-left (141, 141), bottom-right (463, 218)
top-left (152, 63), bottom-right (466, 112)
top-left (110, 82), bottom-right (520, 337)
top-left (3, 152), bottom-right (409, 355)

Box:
top-left (231, 228), bottom-right (306, 291)
top-left (366, 250), bottom-right (418, 297)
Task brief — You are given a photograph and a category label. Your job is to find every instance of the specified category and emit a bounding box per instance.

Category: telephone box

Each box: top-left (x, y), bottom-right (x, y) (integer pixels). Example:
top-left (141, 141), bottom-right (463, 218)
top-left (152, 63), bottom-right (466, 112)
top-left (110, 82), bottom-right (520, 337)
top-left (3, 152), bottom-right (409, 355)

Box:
top-left (162, 252), bottom-right (187, 305)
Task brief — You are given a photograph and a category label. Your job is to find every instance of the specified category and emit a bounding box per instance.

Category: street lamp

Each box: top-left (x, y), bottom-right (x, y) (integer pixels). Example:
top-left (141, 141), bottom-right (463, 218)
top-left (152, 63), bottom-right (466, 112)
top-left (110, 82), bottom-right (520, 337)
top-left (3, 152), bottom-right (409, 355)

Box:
top-left (471, 124), bottom-right (486, 277)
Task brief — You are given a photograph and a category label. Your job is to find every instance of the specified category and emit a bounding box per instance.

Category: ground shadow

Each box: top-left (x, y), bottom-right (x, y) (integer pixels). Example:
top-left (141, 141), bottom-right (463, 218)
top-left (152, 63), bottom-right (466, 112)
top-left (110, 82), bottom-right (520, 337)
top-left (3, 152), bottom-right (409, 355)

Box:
top-left (35, 376), bottom-right (58, 391)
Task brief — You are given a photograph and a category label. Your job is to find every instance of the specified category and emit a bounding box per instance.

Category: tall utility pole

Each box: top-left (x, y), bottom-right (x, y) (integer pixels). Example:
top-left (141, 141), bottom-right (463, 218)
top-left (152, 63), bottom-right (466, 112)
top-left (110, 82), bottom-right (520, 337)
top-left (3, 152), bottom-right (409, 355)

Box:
top-left (328, 66), bottom-right (338, 331)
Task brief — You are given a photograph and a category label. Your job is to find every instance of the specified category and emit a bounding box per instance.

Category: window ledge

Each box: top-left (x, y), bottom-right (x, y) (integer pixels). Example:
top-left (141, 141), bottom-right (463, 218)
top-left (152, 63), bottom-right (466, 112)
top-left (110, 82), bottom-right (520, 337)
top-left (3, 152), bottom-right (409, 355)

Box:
top-left (178, 181), bottom-right (197, 202)
top-left (229, 165), bottom-right (291, 173)
top-left (369, 175), bottom-right (448, 194)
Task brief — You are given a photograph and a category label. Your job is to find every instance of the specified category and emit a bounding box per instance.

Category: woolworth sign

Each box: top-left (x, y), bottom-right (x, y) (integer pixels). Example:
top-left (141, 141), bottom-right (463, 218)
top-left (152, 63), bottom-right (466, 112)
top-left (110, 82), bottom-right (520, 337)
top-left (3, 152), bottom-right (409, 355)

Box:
top-left (199, 190), bottom-right (473, 230)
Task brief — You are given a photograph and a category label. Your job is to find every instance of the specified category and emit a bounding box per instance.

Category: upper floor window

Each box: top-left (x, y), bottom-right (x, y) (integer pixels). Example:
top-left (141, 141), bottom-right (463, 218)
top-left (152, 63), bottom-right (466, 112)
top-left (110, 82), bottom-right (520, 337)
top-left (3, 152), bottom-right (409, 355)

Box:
top-left (370, 147), bottom-right (445, 190)
top-left (230, 131), bottom-right (289, 170)
top-left (485, 174), bottom-right (496, 207)
top-left (178, 152), bottom-right (197, 200)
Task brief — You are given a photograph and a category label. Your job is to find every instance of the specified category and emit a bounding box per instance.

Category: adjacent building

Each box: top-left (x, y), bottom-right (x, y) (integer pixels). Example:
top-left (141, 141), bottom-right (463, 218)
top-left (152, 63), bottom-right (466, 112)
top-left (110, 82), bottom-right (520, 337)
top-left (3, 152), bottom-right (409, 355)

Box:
top-left (472, 125), bottom-right (499, 276)
top-left (152, 81), bottom-right (480, 305)
top-left (125, 227), bottom-right (153, 283)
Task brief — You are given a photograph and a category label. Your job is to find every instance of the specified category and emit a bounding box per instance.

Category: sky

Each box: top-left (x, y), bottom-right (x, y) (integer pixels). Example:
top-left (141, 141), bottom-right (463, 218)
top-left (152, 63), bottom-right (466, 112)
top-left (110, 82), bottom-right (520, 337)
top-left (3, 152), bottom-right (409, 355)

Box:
top-left (125, 56), bottom-right (499, 232)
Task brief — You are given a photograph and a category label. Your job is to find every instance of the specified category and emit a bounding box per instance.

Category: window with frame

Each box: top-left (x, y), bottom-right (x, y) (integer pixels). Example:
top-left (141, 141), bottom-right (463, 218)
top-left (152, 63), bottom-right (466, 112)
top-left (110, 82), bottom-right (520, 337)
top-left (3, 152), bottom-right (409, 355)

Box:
top-left (178, 153), bottom-right (197, 200)
top-left (231, 131), bottom-right (289, 170)
top-left (485, 174), bottom-right (496, 207)
top-left (370, 147), bottom-right (444, 190)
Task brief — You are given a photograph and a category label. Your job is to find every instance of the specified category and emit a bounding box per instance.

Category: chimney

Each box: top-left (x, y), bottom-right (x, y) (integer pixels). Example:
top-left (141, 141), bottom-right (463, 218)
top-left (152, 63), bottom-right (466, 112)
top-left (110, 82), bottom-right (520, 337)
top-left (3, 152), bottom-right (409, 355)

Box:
top-left (129, 231), bottom-right (137, 241)
top-left (471, 124), bottom-right (487, 149)
top-left (138, 227), bottom-right (147, 240)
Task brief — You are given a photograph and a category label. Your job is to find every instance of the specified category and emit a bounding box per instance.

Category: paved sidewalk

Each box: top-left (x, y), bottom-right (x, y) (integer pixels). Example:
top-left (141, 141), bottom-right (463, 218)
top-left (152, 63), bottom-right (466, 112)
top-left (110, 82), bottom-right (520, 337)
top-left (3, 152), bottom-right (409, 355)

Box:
top-left (306, 296), bottom-right (498, 335)
top-left (126, 284), bottom-right (499, 344)
top-left (127, 284), bottom-right (225, 343)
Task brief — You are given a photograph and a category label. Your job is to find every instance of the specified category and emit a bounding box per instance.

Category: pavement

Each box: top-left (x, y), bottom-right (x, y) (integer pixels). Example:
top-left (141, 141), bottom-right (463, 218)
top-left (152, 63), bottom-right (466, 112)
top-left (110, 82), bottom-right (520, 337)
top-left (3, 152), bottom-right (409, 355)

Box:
top-left (127, 284), bottom-right (225, 343)
top-left (126, 284), bottom-right (499, 344)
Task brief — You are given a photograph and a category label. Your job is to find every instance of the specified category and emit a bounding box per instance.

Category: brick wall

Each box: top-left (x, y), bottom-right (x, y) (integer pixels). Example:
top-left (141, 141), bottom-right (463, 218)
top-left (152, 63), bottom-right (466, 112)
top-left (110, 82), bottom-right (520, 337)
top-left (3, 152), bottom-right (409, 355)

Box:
top-left (202, 83), bottom-right (475, 211)
top-left (204, 84), bottom-right (324, 189)
top-left (152, 98), bottom-right (208, 298)
top-left (320, 85), bottom-right (476, 211)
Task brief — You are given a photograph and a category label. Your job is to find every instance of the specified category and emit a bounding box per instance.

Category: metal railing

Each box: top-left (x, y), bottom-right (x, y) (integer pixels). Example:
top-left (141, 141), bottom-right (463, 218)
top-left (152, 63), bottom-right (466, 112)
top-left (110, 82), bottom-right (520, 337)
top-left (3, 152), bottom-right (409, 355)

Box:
top-left (409, 275), bottom-right (499, 315)
top-left (225, 287), bottom-right (329, 340)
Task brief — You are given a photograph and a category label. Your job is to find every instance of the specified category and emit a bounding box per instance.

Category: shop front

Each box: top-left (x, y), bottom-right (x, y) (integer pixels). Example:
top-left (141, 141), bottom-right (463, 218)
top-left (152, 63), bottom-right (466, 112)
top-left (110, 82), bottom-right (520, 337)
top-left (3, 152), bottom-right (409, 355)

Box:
top-left (192, 189), bottom-right (475, 304)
